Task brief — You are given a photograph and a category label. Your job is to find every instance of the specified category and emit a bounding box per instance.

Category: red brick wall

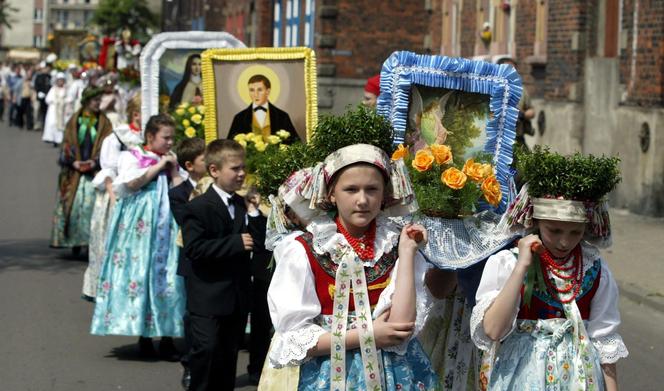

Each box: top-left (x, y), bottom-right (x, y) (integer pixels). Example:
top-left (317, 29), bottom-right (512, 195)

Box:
top-left (620, 0), bottom-right (664, 106)
top-left (320, 0), bottom-right (429, 79)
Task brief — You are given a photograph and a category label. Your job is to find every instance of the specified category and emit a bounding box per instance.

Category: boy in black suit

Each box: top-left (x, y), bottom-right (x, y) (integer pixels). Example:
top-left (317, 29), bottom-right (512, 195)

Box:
top-left (168, 137), bottom-right (207, 387)
top-left (181, 139), bottom-right (260, 391)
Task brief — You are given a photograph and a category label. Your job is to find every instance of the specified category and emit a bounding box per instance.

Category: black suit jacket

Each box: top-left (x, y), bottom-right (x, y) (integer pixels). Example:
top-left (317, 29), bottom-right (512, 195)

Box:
top-left (227, 102), bottom-right (300, 143)
top-left (168, 179), bottom-right (194, 277)
top-left (181, 187), bottom-right (261, 317)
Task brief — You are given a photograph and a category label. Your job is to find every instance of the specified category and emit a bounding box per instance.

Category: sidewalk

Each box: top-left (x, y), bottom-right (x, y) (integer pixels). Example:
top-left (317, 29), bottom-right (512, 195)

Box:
top-left (601, 209), bottom-right (664, 312)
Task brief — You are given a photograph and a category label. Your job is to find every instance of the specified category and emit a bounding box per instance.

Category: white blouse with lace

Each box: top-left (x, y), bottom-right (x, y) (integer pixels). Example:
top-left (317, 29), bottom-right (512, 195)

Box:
top-left (470, 243), bottom-right (629, 364)
top-left (267, 215), bottom-right (433, 368)
top-left (91, 125), bottom-right (143, 190)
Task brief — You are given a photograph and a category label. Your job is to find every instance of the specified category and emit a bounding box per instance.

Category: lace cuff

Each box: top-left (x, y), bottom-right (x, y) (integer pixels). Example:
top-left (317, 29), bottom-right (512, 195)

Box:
top-left (268, 324), bottom-right (327, 368)
top-left (591, 333), bottom-right (629, 364)
top-left (470, 293), bottom-right (516, 351)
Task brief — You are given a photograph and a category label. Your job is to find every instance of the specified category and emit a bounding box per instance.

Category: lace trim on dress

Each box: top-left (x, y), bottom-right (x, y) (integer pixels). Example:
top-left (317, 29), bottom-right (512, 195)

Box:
top-left (307, 214), bottom-right (400, 267)
top-left (268, 324), bottom-right (327, 368)
top-left (591, 333), bottom-right (629, 364)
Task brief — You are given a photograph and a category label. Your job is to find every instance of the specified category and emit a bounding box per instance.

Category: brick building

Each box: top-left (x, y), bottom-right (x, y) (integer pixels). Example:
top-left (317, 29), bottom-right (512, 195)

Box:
top-left (160, 0), bottom-right (664, 215)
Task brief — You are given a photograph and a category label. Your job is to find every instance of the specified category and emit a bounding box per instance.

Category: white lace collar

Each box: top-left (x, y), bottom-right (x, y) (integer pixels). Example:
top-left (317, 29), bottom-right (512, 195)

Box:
top-left (306, 214), bottom-right (400, 267)
top-left (114, 124), bottom-right (144, 147)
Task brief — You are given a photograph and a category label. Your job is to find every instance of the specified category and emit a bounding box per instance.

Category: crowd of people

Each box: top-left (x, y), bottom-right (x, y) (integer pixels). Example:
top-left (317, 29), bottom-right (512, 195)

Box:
top-left (33, 57), bottom-right (629, 391)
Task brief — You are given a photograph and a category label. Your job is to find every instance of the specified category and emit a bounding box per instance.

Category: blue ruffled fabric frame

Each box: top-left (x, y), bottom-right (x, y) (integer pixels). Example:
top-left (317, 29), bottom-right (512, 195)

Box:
top-left (376, 51), bottom-right (522, 213)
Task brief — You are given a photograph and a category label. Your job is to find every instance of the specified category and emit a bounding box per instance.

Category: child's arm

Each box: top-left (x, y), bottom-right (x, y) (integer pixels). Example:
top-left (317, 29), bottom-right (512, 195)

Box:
top-left (602, 363), bottom-right (618, 391)
top-left (389, 223), bottom-right (428, 323)
top-left (482, 234), bottom-right (541, 341)
top-left (182, 204), bottom-right (252, 262)
top-left (125, 153), bottom-right (173, 191)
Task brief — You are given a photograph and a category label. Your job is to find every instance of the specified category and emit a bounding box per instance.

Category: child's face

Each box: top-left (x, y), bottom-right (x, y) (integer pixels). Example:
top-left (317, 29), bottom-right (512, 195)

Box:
top-left (537, 219), bottom-right (586, 259)
top-left (186, 153), bottom-right (207, 179)
top-left (147, 126), bottom-right (175, 155)
top-left (329, 164), bottom-right (385, 236)
top-left (209, 154), bottom-right (246, 193)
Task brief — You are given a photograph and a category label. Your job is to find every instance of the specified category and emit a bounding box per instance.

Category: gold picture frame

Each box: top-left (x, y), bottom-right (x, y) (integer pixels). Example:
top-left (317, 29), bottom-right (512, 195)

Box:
top-left (201, 47), bottom-right (318, 143)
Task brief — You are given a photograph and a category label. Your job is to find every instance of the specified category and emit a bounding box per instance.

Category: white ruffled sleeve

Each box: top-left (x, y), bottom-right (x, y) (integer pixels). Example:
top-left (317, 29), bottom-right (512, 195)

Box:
top-left (470, 249), bottom-right (520, 351)
top-left (112, 150), bottom-right (150, 198)
top-left (92, 133), bottom-right (121, 190)
top-left (587, 259), bottom-right (629, 363)
top-left (267, 239), bottom-right (327, 368)
top-left (373, 250), bottom-right (433, 355)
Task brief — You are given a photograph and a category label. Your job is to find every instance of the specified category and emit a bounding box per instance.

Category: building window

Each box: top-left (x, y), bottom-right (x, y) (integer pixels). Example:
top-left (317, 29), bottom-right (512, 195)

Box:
top-left (304, 0), bottom-right (315, 47)
top-left (284, 0), bottom-right (299, 47)
top-left (534, 0), bottom-right (548, 59)
top-left (34, 35), bottom-right (43, 48)
top-left (273, 0), bottom-right (282, 47)
top-left (34, 8), bottom-right (43, 21)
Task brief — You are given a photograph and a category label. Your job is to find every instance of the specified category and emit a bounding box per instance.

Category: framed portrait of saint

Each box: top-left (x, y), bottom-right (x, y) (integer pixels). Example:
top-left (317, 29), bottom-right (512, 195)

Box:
top-left (200, 47), bottom-right (317, 142)
top-left (140, 31), bottom-right (246, 130)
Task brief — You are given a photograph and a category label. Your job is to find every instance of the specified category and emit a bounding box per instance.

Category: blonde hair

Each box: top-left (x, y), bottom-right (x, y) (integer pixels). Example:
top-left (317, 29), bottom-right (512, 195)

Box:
top-left (205, 139), bottom-right (245, 170)
top-left (126, 93), bottom-right (141, 120)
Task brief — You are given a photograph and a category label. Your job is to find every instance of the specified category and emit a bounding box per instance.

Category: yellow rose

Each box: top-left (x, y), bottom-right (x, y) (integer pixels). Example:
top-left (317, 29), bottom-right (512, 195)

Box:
top-left (276, 129), bottom-right (290, 139)
top-left (267, 135), bottom-right (281, 145)
top-left (184, 127), bottom-right (197, 138)
top-left (197, 105), bottom-right (205, 114)
top-left (238, 139), bottom-right (247, 148)
top-left (480, 163), bottom-right (494, 178)
top-left (191, 113), bottom-right (202, 124)
top-left (175, 108), bottom-right (185, 116)
top-left (441, 167), bottom-right (467, 190)
top-left (279, 144), bottom-right (288, 151)
top-left (254, 141), bottom-right (267, 152)
top-left (188, 106), bottom-right (196, 114)
top-left (180, 102), bottom-right (190, 109)
top-left (412, 149), bottom-right (435, 172)
top-left (462, 159), bottom-right (485, 182)
top-left (391, 144), bottom-right (408, 161)
top-left (245, 133), bottom-right (257, 142)
top-left (481, 175), bottom-right (502, 206)
top-left (429, 144), bottom-right (453, 165)
top-left (182, 119), bottom-right (190, 127)
top-left (233, 133), bottom-right (247, 142)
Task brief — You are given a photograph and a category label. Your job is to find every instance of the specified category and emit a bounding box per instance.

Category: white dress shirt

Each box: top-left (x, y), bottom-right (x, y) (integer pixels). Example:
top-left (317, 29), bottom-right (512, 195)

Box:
top-left (252, 103), bottom-right (269, 127)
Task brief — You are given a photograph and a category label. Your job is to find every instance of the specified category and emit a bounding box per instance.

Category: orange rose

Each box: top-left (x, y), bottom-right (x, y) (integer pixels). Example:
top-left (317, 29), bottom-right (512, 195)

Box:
top-left (441, 167), bottom-right (467, 189)
top-left (412, 149), bottom-right (435, 172)
top-left (481, 175), bottom-right (502, 206)
top-left (429, 143), bottom-right (453, 165)
top-left (462, 159), bottom-right (485, 182)
top-left (480, 163), bottom-right (494, 178)
top-left (391, 144), bottom-right (409, 161)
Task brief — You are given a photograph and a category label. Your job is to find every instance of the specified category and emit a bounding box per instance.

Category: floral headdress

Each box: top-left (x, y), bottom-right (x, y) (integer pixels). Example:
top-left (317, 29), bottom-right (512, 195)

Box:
top-left (499, 146), bottom-right (621, 247)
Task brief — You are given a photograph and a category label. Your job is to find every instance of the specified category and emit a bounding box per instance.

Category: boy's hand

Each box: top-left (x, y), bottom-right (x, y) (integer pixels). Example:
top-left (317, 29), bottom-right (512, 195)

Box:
top-left (241, 233), bottom-right (254, 251)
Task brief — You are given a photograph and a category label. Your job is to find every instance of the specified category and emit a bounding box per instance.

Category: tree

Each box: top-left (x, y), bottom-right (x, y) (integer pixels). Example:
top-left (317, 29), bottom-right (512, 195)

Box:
top-left (90, 0), bottom-right (157, 39)
top-left (0, 1), bottom-right (18, 29)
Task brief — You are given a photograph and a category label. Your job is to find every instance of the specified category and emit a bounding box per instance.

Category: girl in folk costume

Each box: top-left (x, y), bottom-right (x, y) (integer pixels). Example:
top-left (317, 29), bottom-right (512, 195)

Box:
top-left (260, 144), bottom-right (439, 390)
top-left (42, 72), bottom-right (68, 146)
top-left (470, 147), bottom-right (628, 390)
top-left (82, 94), bottom-right (143, 301)
top-left (91, 114), bottom-right (186, 361)
top-left (50, 87), bottom-right (113, 252)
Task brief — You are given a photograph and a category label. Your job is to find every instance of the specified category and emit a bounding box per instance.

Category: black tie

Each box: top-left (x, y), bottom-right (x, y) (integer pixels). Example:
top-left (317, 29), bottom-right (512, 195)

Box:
top-left (253, 106), bottom-right (267, 112)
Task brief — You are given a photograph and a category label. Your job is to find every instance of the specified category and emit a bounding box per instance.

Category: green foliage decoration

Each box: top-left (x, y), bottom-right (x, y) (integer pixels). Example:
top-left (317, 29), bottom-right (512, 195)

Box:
top-left (517, 145), bottom-right (621, 201)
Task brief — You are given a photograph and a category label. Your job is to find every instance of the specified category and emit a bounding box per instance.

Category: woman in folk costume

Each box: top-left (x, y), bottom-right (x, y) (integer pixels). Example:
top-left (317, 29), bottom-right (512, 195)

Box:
top-left (50, 87), bottom-right (113, 253)
top-left (82, 93), bottom-right (143, 301)
top-left (259, 144), bottom-right (439, 390)
top-left (470, 146), bottom-right (628, 390)
top-left (42, 72), bottom-right (68, 147)
top-left (90, 114), bottom-right (186, 360)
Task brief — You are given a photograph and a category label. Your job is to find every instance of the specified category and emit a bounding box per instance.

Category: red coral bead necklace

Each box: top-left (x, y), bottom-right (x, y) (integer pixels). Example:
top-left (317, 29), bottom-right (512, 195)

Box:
top-left (335, 216), bottom-right (376, 261)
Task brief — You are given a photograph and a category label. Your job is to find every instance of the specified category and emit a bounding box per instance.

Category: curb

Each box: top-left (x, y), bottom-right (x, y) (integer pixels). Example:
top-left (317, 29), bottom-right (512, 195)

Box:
top-left (617, 280), bottom-right (664, 314)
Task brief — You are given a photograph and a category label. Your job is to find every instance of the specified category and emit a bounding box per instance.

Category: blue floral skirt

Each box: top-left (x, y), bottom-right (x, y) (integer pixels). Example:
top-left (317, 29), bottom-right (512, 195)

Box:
top-left (298, 339), bottom-right (439, 390)
top-left (90, 178), bottom-right (185, 337)
top-left (50, 174), bottom-right (96, 248)
top-left (489, 319), bottom-right (605, 391)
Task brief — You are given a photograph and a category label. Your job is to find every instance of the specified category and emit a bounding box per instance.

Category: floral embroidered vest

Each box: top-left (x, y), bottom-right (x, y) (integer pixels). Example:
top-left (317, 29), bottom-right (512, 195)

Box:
top-left (518, 259), bottom-right (602, 320)
top-left (295, 232), bottom-right (397, 315)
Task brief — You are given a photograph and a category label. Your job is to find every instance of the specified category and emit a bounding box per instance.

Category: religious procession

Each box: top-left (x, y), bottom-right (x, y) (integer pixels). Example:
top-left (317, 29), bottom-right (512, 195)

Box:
top-left (2, 1), bottom-right (664, 391)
